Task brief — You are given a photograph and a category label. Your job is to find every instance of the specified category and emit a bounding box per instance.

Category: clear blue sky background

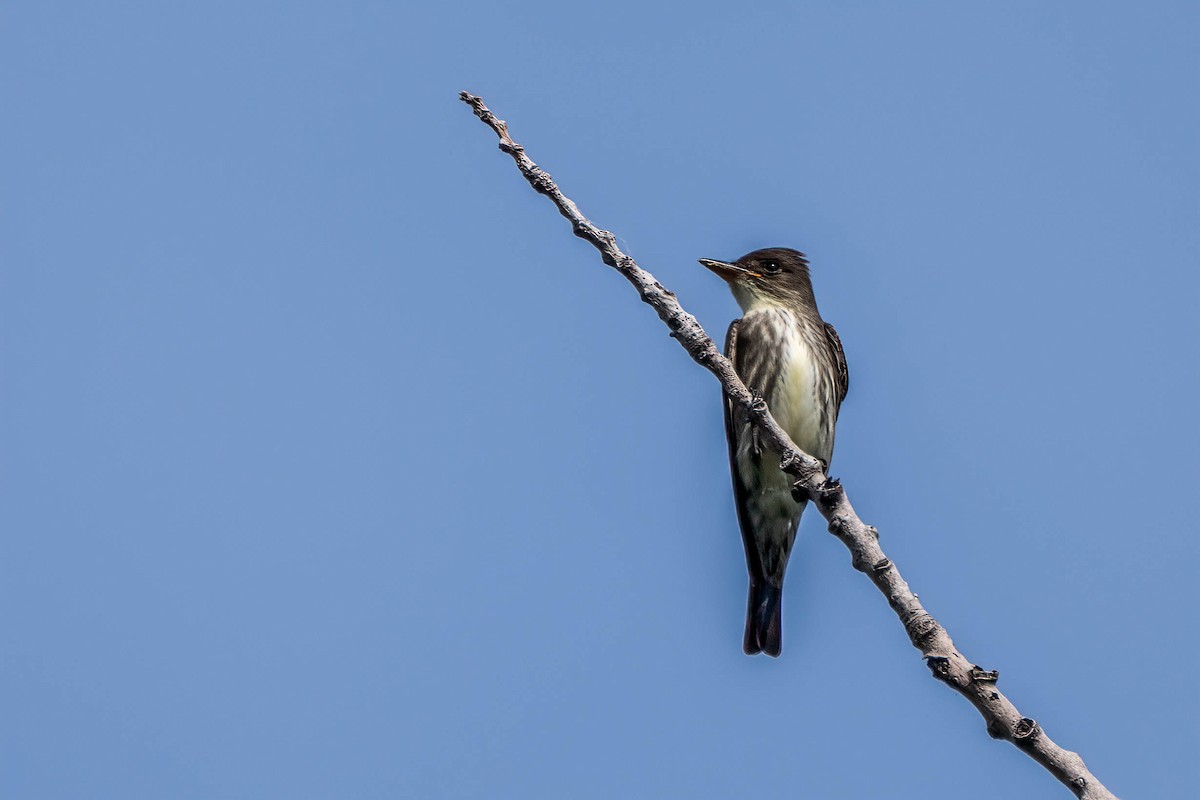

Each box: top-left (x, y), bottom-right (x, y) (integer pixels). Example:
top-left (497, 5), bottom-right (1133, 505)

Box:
top-left (3, 2), bottom-right (1197, 798)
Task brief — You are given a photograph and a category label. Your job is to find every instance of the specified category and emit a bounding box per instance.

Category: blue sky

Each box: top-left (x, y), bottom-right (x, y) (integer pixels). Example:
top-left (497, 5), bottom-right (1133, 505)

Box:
top-left (3, 2), bottom-right (1197, 798)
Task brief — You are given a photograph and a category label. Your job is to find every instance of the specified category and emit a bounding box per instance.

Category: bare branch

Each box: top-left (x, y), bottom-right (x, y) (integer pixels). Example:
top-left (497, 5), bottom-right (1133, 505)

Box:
top-left (459, 90), bottom-right (1118, 800)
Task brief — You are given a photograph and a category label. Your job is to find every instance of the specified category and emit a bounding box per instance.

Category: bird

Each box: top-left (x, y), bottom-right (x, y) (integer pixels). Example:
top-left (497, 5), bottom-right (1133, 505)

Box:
top-left (699, 247), bottom-right (849, 657)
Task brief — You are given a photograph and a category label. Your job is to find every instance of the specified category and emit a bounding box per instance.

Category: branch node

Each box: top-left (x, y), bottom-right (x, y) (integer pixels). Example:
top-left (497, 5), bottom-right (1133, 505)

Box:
top-left (872, 557), bottom-right (892, 573)
top-left (924, 655), bottom-right (952, 681)
top-left (1013, 718), bottom-right (1041, 744)
top-left (970, 666), bottom-right (1000, 683)
top-left (817, 476), bottom-right (842, 505)
top-left (907, 613), bottom-right (940, 646)
top-left (529, 168), bottom-right (555, 194)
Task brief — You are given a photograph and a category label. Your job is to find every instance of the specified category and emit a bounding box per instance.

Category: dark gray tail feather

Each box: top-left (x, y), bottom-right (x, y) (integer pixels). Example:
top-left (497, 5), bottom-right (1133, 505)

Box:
top-left (743, 579), bottom-right (783, 657)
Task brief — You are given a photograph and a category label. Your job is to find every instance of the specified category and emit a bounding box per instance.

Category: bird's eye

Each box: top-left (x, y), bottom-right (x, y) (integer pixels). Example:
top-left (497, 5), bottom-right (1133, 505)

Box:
top-left (762, 260), bottom-right (781, 274)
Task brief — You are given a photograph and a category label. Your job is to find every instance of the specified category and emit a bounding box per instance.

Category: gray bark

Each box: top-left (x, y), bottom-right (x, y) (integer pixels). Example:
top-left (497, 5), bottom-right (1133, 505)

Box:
top-left (459, 91), bottom-right (1118, 800)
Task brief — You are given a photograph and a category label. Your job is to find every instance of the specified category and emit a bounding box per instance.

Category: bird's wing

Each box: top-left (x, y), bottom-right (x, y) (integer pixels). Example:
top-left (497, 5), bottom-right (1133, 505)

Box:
top-left (724, 319), bottom-right (765, 581)
top-left (823, 321), bottom-right (849, 407)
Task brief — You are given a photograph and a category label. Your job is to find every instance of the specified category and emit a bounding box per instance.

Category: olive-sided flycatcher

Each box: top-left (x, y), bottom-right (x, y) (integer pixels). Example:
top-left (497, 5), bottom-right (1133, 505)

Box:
top-left (700, 247), bottom-right (849, 657)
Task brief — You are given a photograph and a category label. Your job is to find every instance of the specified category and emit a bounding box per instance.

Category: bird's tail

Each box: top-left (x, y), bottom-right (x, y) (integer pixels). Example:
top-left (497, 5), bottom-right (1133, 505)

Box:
top-left (743, 579), bottom-right (783, 657)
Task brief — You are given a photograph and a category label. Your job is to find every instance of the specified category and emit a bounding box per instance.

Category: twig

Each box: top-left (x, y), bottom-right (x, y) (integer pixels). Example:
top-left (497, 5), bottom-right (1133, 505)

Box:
top-left (458, 90), bottom-right (1118, 800)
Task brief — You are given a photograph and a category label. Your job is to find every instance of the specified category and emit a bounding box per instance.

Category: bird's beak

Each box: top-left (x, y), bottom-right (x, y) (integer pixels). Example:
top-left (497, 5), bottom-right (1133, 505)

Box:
top-left (699, 258), bottom-right (760, 281)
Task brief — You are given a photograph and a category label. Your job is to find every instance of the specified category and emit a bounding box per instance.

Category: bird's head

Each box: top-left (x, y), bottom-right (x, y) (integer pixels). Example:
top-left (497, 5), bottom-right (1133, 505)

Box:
top-left (699, 247), bottom-right (816, 313)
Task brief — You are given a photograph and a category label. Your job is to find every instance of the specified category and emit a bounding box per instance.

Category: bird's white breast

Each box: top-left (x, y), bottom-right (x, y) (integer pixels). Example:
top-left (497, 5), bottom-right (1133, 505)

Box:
top-left (769, 318), bottom-right (826, 463)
